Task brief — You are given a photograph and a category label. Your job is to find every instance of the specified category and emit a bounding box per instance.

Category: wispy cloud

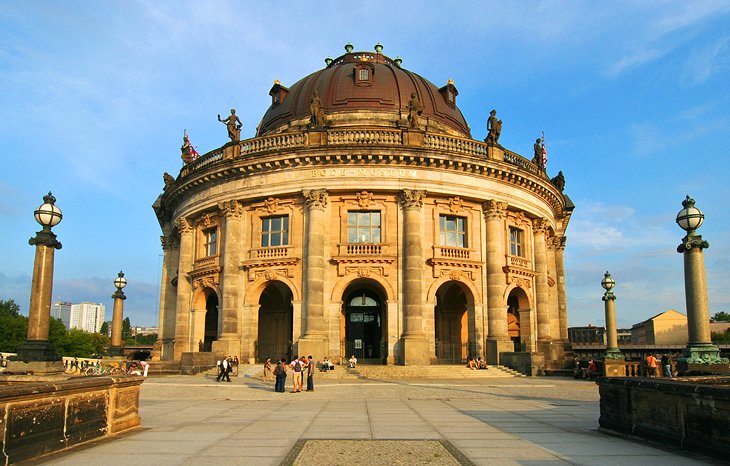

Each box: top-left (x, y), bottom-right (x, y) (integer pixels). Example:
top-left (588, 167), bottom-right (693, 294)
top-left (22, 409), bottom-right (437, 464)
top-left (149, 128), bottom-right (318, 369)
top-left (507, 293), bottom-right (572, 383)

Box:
top-left (684, 36), bottom-right (730, 84)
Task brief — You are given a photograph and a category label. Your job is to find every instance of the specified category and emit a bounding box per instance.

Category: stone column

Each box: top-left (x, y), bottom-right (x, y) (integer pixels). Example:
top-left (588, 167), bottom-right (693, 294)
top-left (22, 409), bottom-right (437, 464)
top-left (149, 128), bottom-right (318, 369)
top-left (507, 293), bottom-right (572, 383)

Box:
top-left (212, 200), bottom-right (243, 358)
top-left (297, 189), bottom-right (328, 359)
top-left (483, 200), bottom-right (511, 364)
top-left (108, 274), bottom-right (126, 357)
top-left (532, 218), bottom-right (551, 342)
top-left (400, 189), bottom-right (429, 365)
top-left (13, 202), bottom-right (63, 369)
top-left (152, 232), bottom-right (179, 361)
top-left (546, 237), bottom-right (560, 340)
top-left (173, 217), bottom-right (194, 361)
top-left (555, 236), bottom-right (569, 341)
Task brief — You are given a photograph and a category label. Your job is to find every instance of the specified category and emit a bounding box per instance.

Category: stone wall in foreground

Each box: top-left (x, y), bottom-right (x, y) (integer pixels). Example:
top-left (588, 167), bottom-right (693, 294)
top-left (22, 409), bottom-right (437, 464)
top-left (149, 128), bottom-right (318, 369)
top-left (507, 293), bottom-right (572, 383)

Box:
top-left (597, 376), bottom-right (730, 460)
top-left (0, 374), bottom-right (144, 465)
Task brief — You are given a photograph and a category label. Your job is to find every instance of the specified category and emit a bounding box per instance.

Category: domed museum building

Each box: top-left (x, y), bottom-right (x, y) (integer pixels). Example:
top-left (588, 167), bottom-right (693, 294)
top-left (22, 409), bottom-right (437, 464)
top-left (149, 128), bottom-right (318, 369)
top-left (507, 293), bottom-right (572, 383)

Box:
top-left (153, 44), bottom-right (573, 370)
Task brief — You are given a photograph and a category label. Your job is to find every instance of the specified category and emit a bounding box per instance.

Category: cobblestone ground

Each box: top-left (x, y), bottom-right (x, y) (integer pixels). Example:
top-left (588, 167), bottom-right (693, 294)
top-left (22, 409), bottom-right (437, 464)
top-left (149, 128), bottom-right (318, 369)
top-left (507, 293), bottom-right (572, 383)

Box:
top-left (40, 374), bottom-right (716, 466)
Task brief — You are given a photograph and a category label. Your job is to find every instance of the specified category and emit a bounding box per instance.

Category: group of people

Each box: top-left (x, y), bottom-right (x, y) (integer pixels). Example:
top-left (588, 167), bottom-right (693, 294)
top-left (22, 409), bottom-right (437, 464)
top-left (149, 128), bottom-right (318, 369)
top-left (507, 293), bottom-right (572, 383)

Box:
top-left (466, 357), bottom-right (488, 370)
top-left (216, 356), bottom-right (238, 382)
top-left (270, 355), bottom-right (316, 393)
top-left (645, 353), bottom-right (673, 377)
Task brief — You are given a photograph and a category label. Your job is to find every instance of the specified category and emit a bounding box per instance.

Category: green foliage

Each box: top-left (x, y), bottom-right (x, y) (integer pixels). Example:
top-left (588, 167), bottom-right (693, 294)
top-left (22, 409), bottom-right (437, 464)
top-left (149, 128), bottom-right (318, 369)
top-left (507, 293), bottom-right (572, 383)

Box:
top-left (54, 329), bottom-right (109, 357)
top-left (100, 321), bottom-right (109, 336)
top-left (0, 299), bottom-right (21, 318)
top-left (711, 311), bottom-right (730, 322)
top-left (711, 329), bottom-right (730, 344)
top-left (122, 317), bottom-right (131, 339)
top-left (132, 333), bottom-right (158, 345)
top-left (0, 314), bottom-right (28, 352)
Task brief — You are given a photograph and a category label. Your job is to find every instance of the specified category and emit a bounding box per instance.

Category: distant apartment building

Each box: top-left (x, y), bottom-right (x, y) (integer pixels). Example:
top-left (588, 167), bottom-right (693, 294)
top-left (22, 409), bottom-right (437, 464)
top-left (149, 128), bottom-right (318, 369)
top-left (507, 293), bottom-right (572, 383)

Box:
top-left (631, 309), bottom-right (688, 345)
top-left (568, 325), bottom-right (606, 345)
top-left (51, 301), bottom-right (72, 328)
top-left (132, 326), bottom-right (159, 336)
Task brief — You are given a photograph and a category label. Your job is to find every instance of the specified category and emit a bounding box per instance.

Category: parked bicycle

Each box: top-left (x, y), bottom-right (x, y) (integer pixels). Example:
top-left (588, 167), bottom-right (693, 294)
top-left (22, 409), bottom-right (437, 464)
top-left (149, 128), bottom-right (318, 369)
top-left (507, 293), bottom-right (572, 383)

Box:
top-left (84, 364), bottom-right (120, 376)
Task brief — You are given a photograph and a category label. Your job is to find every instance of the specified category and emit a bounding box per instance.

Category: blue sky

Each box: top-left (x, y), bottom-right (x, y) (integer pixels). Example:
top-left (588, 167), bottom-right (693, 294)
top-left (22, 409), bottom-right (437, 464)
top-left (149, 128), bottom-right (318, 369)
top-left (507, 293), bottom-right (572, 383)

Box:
top-left (1, 1), bottom-right (729, 329)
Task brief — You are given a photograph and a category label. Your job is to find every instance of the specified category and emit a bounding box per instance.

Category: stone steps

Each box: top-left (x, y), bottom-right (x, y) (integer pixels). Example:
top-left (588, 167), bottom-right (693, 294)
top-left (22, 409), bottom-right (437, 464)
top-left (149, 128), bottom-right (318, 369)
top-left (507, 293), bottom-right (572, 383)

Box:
top-left (204, 364), bottom-right (524, 379)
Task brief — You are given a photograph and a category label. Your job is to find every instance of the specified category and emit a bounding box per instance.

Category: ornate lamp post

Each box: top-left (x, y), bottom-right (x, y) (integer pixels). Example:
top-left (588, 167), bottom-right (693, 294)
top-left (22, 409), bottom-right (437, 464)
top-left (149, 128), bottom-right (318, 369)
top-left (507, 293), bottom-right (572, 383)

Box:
top-left (13, 192), bottom-right (63, 367)
top-left (675, 195), bottom-right (727, 371)
top-left (601, 271), bottom-right (622, 360)
top-left (108, 271), bottom-right (127, 357)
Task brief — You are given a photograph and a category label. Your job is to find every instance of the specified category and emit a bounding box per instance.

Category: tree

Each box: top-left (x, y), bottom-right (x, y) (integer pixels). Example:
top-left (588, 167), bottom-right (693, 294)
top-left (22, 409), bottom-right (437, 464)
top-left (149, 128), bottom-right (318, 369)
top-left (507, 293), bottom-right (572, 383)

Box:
top-left (711, 311), bottom-right (730, 322)
top-left (122, 317), bottom-right (132, 342)
top-left (0, 299), bottom-right (21, 318)
top-left (100, 321), bottom-right (109, 337)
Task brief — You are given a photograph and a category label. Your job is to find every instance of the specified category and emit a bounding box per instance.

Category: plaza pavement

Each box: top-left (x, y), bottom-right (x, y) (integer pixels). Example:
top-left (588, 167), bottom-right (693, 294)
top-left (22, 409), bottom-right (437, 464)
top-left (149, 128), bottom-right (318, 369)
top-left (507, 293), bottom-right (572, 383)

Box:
top-left (34, 370), bottom-right (719, 466)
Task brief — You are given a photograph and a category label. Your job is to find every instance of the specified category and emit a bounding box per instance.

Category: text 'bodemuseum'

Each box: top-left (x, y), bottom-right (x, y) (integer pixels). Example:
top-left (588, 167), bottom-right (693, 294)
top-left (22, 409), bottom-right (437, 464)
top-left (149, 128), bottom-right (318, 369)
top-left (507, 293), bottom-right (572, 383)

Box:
top-left (152, 44), bottom-right (574, 369)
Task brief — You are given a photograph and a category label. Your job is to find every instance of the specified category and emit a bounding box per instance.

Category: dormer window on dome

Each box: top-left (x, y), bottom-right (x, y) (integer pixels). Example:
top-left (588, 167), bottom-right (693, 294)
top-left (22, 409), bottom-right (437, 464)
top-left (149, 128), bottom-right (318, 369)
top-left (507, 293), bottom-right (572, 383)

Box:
top-left (354, 61), bottom-right (374, 87)
top-left (269, 80), bottom-right (289, 106)
top-left (438, 79), bottom-right (458, 108)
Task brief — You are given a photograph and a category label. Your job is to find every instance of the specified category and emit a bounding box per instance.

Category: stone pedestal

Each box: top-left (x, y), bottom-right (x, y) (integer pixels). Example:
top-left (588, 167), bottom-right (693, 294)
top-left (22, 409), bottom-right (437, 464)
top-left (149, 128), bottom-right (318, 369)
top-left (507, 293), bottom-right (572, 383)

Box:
top-left (401, 336), bottom-right (430, 365)
top-left (603, 358), bottom-right (626, 377)
top-left (486, 339), bottom-right (513, 365)
top-left (537, 340), bottom-right (565, 369)
top-left (403, 129), bottom-right (423, 146)
top-left (296, 337), bottom-right (328, 361)
top-left (307, 129), bottom-right (327, 146)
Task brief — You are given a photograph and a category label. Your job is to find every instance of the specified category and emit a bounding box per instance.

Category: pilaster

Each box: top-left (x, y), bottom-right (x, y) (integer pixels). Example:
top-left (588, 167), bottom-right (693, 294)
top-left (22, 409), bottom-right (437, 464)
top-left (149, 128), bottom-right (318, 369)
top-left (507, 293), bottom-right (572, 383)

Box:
top-left (173, 217), bottom-right (194, 361)
top-left (532, 218), bottom-right (551, 342)
top-left (483, 200), bottom-right (510, 364)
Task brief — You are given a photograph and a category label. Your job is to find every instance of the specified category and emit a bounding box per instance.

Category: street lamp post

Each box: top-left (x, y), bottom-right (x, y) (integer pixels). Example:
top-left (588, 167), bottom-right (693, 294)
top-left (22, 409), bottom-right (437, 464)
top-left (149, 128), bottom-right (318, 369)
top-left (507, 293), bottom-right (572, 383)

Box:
top-left (108, 271), bottom-right (127, 357)
top-left (601, 272), bottom-right (623, 360)
top-left (675, 195), bottom-right (728, 372)
top-left (11, 192), bottom-right (63, 370)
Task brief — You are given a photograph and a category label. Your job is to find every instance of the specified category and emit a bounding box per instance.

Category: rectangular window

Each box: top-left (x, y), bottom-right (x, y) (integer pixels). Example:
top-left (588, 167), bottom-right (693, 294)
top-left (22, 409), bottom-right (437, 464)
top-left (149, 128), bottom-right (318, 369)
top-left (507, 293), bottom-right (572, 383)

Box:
top-left (203, 228), bottom-right (218, 256)
top-left (261, 215), bottom-right (289, 247)
top-left (439, 215), bottom-right (467, 247)
top-left (347, 211), bottom-right (381, 243)
top-left (359, 69), bottom-right (369, 81)
top-left (510, 227), bottom-right (524, 257)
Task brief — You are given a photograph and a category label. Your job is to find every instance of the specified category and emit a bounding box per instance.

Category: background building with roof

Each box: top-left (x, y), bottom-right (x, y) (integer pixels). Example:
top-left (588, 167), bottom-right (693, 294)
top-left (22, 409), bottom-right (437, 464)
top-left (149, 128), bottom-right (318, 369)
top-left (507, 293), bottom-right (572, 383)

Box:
top-left (152, 45), bottom-right (573, 368)
top-left (630, 309), bottom-right (688, 345)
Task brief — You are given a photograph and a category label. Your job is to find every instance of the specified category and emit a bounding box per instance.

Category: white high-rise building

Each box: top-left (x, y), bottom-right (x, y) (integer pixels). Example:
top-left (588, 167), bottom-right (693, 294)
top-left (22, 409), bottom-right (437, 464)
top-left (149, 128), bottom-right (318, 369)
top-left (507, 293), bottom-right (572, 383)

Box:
top-left (51, 301), bottom-right (72, 328)
top-left (69, 302), bottom-right (105, 333)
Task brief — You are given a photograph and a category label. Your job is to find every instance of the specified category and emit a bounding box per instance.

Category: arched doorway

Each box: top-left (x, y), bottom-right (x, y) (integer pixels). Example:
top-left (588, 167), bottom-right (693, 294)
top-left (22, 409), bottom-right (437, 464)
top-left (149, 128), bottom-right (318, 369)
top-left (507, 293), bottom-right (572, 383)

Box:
top-left (342, 283), bottom-right (386, 363)
top-left (434, 282), bottom-right (470, 363)
top-left (507, 287), bottom-right (530, 352)
top-left (203, 292), bottom-right (218, 351)
top-left (257, 282), bottom-right (293, 362)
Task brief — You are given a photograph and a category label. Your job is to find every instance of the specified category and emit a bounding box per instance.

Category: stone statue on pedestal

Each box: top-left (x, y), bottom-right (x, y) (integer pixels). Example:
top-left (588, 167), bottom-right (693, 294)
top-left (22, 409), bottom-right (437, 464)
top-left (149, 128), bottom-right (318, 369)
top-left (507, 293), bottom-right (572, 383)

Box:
top-left (218, 109), bottom-right (243, 141)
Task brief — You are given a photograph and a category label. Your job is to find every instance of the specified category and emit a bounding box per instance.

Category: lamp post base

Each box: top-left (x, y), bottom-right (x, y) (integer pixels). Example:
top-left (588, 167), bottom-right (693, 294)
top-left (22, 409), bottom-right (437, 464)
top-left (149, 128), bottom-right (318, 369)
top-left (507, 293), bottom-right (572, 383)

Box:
top-left (676, 344), bottom-right (729, 375)
top-left (11, 339), bottom-right (60, 362)
top-left (108, 346), bottom-right (124, 357)
top-left (604, 349), bottom-right (624, 360)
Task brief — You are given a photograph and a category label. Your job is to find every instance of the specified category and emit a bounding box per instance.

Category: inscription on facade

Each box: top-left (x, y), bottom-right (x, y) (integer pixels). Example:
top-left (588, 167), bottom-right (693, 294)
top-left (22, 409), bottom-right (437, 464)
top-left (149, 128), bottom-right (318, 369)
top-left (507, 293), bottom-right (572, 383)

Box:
top-left (311, 167), bottom-right (417, 178)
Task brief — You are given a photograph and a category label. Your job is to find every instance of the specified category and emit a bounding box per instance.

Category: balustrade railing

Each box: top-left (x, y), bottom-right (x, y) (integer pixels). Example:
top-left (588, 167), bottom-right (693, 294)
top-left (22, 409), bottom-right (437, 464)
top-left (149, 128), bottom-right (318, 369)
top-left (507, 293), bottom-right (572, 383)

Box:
top-left (250, 246), bottom-right (290, 260)
top-left (424, 134), bottom-right (488, 158)
top-left (509, 255), bottom-right (529, 268)
top-left (240, 133), bottom-right (305, 155)
top-left (329, 129), bottom-right (402, 145)
top-left (194, 255), bottom-right (219, 270)
top-left (437, 246), bottom-right (470, 260)
top-left (503, 151), bottom-right (541, 176)
top-left (345, 243), bottom-right (382, 255)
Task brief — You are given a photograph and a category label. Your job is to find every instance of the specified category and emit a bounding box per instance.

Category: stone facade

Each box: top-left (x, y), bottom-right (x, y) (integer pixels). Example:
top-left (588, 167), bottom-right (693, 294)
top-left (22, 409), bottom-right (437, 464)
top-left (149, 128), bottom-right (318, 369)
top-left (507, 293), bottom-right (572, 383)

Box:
top-left (152, 48), bottom-right (573, 367)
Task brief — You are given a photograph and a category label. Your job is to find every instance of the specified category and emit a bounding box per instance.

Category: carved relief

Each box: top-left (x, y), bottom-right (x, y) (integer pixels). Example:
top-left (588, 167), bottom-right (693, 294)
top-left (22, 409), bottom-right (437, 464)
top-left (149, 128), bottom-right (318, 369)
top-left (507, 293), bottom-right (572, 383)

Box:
top-left (483, 199), bottom-right (507, 219)
top-left (531, 217), bottom-right (549, 234)
top-left (200, 213), bottom-right (213, 228)
top-left (218, 200), bottom-right (243, 218)
top-left (448, 196), bottom-right (463, 213)
top-left (265, 197), bottom-right (280, 213)
top-left (193, 275), bottom-right (218, 290)
top-left (510, 211), bottom-right (532, 229)
top-left (264, 270), bottom-right (277, 281)
top-left (400, 189), bottom-right (425, 210)
top-left (303, 189), bottom-right (328, 210)
top-left (175, 217), bottom-right (193, 234)
top-left (357, 191), bottom-right (373, 208)
top-left (357, 268), bottom-right (371, 278)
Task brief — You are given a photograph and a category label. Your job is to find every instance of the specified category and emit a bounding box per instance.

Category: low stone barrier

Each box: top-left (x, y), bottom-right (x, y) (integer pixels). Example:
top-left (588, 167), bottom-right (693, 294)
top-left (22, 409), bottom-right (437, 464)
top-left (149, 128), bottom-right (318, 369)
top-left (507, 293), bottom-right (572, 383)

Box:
top-left (597, 376), bottom-right (730, 460)
top-left (0, 374), bottom-right (144, 465)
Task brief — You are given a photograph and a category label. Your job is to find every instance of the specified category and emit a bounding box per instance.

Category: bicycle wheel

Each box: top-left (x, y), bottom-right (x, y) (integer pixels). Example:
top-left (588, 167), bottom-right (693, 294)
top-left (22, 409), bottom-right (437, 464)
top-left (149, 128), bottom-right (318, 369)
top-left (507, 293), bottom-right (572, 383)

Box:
top-left (84, 367), bottom-right (96, 376)
top-left (109, 367), bottom-right (121, 375)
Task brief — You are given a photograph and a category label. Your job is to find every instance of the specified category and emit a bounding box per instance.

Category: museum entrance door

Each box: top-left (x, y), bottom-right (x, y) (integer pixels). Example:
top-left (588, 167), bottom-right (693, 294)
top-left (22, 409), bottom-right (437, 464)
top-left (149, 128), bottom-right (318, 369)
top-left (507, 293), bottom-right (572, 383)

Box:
top-left (343, 288), bottom-right (383, 363)
top-left (257, 282), bottom-right (293, 363)
top-left (203, 293), bottom-right (218, 352)
top-left (434, 281), bottom-right (471, 364)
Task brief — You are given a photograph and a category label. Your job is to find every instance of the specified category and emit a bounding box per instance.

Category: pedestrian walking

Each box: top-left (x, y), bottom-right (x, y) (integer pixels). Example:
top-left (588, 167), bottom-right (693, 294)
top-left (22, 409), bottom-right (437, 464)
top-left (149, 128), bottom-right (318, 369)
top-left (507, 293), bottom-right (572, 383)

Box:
top-left (306, 355), bottom-right (315, 391)
top-left (661, 354), bottom-right (672, 377)
top-left (263, 357), bottom-right (273, 381)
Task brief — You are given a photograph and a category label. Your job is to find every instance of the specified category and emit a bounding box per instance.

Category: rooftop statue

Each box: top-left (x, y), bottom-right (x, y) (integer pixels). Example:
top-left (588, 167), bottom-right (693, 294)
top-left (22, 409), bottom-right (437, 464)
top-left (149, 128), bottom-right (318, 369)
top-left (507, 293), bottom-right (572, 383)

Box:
top-left (218, 108), bottom-right (243, 142)
top-left (533, 138), bottom-right (542, 165)
top-left (551, 171), bottom-right (565, 192)
top-left (309, 91), bottom-right (326, 127)
top-left (407, 92), bottom-right (423, 129)
top-left (163, 172), bottom-right (175, 190)
top-left (181, 133), bottom-right (194, 165)
top-left (485, 109), bottom-right (502, 145)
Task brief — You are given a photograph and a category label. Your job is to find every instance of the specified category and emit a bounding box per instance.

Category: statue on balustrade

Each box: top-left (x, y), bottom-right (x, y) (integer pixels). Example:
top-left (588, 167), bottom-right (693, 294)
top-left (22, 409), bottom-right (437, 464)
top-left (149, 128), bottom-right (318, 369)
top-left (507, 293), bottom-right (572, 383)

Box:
top-left (181, 133), bottom-right (194, 164)
top-left (551, 171), bottom-right (565, 192)
top-left (218, 108), bottom-right (243, 142)
top-left (485, 109), bottom-right (502, 145)
top-left (163, 172), bottom-right (176, 190)
top-left (309, 91), bottom-right (327, 127)
top-left (407, 92), bottom-right (423, 129)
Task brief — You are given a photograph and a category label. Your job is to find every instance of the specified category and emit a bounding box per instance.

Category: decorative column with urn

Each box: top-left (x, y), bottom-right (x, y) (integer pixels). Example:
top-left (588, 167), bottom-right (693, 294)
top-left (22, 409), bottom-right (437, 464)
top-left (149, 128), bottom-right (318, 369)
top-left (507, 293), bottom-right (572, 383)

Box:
top-left (108, 271), bottom-right (127, 357)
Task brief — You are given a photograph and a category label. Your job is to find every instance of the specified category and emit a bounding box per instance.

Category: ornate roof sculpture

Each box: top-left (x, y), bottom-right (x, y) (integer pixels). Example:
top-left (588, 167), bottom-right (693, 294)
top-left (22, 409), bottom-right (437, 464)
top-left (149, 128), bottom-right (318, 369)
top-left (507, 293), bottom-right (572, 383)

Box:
top-left (257, 44), bottom-right (470, 138)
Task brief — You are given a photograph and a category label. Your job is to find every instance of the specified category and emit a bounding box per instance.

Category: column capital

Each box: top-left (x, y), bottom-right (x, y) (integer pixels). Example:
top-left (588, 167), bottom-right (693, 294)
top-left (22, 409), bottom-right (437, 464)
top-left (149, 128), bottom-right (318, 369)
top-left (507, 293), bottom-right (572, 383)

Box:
top-left (400, 189), bottom-right (426, 210)
top-left (175, 217), bottom-right (194, 234)
top-left (555, 236), bottom-right (567, 251)
top-left (28, 229), bottom-right (62, 249)
top-left (531, 217), bottom-right (549, 234)
top-left (160, 235), bottom-right (179, 251)
top-left (303, 188), bottom-right (329, 210)
top-left (482, 199), bottom-right (507, 219)
top-left (602, 291), bottom-right (616, 302)
top-left (218, 199), bottom-right (244, 219)
top-left (677, 234), bottom-right (709, 253)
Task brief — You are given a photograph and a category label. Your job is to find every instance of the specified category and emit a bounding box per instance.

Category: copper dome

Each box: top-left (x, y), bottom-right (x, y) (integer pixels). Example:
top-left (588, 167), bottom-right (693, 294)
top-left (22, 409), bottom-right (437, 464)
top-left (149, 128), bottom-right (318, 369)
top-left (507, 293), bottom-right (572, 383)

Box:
top-left (256, 49), bottom-right (471, 138)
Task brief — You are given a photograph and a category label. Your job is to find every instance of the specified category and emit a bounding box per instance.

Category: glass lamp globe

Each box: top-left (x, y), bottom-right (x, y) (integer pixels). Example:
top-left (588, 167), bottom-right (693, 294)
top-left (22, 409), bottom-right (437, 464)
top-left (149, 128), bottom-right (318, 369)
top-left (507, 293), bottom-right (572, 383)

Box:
top-left (34, 192), bottom-right (62, 228)
top-left (114, 271), bottom-right (127, 290)
top-left (676, 195), bottom-right (704, 232)
top-left (601, 271), bottom-right (615, 291)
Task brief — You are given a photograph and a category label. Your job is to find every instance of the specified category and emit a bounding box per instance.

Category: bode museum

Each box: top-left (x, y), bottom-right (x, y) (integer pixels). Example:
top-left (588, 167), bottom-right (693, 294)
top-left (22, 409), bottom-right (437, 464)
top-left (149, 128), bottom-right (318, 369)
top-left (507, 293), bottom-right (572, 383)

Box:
top-left (152, 44), bottom-right (573, 370)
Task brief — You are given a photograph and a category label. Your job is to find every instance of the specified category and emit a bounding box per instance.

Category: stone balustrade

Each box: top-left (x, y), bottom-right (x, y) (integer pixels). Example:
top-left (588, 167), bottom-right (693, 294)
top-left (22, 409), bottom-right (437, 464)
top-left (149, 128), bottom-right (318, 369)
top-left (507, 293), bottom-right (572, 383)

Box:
top-left (437, 246), bottom-right (471, 260)
top-left (509, 255), bottom-right (529, 269)
top-left (193, 255), bottom-right (219, 270)
top-left (345, 243), bottom-right (383, 255)
top-left (250, 246), bottom-right (291, 260)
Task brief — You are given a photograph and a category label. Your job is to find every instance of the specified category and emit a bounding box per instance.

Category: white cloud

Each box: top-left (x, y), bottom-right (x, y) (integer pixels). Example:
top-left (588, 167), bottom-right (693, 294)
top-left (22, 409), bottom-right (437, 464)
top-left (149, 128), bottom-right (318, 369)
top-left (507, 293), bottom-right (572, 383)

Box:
top-left (684, 36), bottom-right (729, 84)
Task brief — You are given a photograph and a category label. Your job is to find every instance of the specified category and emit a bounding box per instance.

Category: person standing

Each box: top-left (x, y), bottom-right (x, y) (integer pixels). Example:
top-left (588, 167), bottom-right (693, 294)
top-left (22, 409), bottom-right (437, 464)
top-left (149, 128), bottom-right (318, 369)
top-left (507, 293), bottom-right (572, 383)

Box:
top-left (306, 355), bottom-right (315, 391)
top-left (645, 354), bottom-right (658, 377)
top-left (290, 356), bottom-right (304, 393)
top-left (661, 354), bottom-right (672, 377)
top-left (274, 358), bottom-right (287, 392)
top-left (215, 358), bottom-right (224, 382)
top-left (263, 357), bottom-right (273, 381)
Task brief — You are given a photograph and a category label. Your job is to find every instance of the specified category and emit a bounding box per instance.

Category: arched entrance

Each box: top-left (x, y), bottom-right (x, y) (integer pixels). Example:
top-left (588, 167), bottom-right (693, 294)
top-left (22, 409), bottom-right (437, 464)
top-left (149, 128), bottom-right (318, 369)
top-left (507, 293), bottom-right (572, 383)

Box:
top-left (203, 292), bottom-right (219, 352)
top-left (507, 287), bottom-right (530, 352)
top-left (434, 281), bottom-right (471, 363)
top-left (342, 282), bottom-right (386, 363)
top-left (257, 282), bottom-right (293, 362)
